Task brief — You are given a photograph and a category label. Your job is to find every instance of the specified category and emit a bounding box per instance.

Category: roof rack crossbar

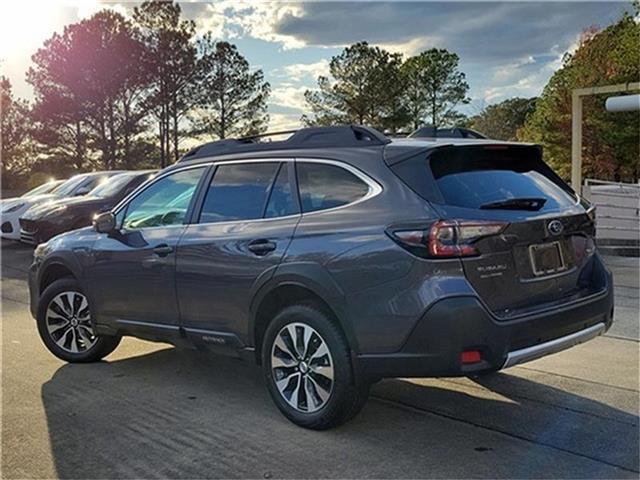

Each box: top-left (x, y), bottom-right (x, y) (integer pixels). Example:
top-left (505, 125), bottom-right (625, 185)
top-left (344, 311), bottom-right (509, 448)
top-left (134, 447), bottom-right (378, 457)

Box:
top-left (238, 129), bottom-right (300, 141)
top-left (178, 125), bottom-right (391, 162)
top-left (408, 126), bottom-right (487, 139)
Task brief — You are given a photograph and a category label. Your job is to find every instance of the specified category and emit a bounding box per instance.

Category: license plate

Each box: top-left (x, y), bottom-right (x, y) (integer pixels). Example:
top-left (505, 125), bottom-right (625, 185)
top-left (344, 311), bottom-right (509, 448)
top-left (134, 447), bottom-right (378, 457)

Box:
top-left (529, 241), bottom-right (566, 276)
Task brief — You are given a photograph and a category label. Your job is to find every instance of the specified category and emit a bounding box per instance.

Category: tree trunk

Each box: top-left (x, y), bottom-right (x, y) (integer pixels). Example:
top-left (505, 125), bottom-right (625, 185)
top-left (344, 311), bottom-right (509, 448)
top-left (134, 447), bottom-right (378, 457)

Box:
top-left (123, 97), bottom-right (131, 169)
top-left (172, 92), bottom-right (179, 162)
top-left (431, 99), bottom-right (437, 127)
top-left (158, 116), bottom-right (165, 169)
top-left (99, 113), bottom-right (108, 170)
top-left (219, 62), bottom-right (226, 139)
top-left (220, 93), bottom-right (226, 139)
top-left (108, 102), bottom-right (116, 170)
top-left (75, 121), bottom-right (83, 170)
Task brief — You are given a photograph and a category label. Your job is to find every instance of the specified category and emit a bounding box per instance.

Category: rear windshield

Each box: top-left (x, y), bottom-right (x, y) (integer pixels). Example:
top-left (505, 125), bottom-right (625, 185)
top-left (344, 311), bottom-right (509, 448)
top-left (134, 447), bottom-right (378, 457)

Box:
top-left (429, 146), bottom-right (576, 211)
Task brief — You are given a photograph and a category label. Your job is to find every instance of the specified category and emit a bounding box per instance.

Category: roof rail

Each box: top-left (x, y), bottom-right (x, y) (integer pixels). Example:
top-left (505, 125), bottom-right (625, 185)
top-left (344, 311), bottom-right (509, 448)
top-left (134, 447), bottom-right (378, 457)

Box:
top-left (178, 125), bottom-right (391, 162)
top-left (408, 126), bottom-right (487, 139)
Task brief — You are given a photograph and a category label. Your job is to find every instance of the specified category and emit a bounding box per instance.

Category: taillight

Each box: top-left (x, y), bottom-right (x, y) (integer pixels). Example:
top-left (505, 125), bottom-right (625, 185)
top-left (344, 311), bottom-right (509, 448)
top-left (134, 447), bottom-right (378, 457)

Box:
top-left (389, 220), bottom-right (508, 258)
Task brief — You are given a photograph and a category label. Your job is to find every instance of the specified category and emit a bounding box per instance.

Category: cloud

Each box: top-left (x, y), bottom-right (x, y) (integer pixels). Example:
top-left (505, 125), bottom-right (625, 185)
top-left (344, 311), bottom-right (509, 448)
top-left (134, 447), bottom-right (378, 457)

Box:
top-left (269, 2), bottom-right (631, 63)
top-left (193, 1), bottom-right (306, 48)
top-left (74, 1), bottom-right (129, 19)
top-left (378, 37), bottom-right (441, 57)
top-left (483, 57), bottom-right (559, 102)
top-left (481, 30), bottom-right (584, 104)
top-left (278, 59), bottom-right (329, 82)
top-left (492, 56), bottom-right (536, 83)
top-left (270, 84), bottom-right (309, 111)
top-left (268, 112), bottom-right (304, 131)
top-left (186, 3), bottom-right (227, 38)
top-left (5, 0), bottom-right (632, 119)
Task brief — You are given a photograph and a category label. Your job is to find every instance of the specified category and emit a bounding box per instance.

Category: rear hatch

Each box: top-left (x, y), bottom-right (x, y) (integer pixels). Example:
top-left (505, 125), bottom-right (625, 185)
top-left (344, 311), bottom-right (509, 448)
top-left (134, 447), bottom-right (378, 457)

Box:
top-left (392, 144), bottom-right (601, 319)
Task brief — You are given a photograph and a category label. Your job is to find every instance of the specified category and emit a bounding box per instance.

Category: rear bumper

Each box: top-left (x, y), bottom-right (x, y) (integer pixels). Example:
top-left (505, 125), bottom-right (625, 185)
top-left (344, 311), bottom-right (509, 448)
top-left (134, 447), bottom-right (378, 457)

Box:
top-left (356, 272), bottom-right (614, 378)
top-left (502, 322), bottom-right (605, 369)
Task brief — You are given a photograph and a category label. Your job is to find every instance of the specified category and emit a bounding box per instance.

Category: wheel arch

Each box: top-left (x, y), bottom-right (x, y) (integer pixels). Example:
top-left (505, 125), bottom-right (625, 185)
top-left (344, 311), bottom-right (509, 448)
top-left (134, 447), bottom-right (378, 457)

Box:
top-left (250, 265), bottom-right (357, 365)
top-left (38, 257), bottom-right (81, 297)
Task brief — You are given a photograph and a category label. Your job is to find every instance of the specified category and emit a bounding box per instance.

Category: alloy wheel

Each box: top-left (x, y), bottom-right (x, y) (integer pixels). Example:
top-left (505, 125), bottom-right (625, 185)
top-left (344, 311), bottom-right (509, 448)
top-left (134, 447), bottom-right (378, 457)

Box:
top-left (45, 291), bottom-right (97, 353)
top-left (271, 322), bottom-right (334, 413)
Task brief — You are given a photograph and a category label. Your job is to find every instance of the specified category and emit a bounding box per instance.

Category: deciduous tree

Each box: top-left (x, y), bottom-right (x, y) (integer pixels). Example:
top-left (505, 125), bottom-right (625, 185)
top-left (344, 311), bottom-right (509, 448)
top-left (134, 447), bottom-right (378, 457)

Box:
top-left (519, 12), bottom-right (640, 182)
top-left (0, 77), bottom-right (34, 187)
top-left (470, 97), bottom-right (537, 140)
top-left (28, 11), bottom-right (152, 170)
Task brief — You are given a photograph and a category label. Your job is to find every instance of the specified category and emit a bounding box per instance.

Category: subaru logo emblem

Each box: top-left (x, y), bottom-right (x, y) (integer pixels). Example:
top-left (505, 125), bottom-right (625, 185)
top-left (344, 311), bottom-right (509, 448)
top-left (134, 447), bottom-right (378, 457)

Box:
top-left (548, 220), bottom-right (564, 236)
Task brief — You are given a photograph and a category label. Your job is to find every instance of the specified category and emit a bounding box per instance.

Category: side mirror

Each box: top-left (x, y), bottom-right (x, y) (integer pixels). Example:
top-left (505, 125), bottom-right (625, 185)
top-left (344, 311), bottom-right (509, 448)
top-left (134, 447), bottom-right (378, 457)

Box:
top-left (75, 186), bottom-right (91, 196)
top-left (93, 211), bottom-right (116, 234)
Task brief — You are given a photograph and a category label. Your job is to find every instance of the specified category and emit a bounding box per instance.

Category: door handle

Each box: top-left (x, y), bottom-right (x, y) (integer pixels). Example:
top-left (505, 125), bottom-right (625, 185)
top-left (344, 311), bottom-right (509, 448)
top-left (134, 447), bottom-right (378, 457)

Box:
top-left (247, 239), bottom-right (276, 256)
top-left (153, 244), bottom-right (174, 257)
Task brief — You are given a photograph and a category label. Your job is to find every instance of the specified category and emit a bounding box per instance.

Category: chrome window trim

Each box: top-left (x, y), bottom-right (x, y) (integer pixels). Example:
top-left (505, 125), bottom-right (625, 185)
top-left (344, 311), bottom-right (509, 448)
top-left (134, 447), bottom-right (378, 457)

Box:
top-left (185, 213), bottom-right (301, 229)
top-left (111, 156), bottom-right (383, 230)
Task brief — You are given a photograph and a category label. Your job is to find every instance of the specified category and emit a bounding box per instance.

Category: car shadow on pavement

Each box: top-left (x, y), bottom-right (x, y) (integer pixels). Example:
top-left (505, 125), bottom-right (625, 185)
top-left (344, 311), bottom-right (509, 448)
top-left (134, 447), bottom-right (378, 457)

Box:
top-left (1, 239), bottom-right (34, 280)
top-left (41, 346), bottom-right (639, 479)
top-left (372, 374), bottom-right (639, 474)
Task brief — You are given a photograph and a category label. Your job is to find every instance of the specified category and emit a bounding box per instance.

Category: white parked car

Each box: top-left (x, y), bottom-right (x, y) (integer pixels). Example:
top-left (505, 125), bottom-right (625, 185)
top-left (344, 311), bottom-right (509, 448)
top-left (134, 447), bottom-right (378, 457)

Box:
top-left (1, 180), bottom-right (64, 240)
top-left (1, 171), bottom-right (121, 240)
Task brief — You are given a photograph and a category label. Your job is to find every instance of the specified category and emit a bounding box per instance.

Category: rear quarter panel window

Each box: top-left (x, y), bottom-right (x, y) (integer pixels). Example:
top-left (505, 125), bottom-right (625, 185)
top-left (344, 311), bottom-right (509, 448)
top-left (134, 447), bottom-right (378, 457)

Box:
top-left (297, 163), bottom-right (369, 213)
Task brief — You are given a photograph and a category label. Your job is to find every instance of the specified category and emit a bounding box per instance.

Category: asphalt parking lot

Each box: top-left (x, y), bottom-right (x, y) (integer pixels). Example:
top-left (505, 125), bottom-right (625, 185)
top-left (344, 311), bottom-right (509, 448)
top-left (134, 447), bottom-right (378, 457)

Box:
top-left (1, 239), bottom-right (638, 479)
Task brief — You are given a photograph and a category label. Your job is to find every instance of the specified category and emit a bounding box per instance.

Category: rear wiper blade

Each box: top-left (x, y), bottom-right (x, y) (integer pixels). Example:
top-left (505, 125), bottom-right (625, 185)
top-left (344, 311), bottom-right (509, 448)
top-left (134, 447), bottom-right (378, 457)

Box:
top-left (480, 197), bottom-right (547, 211)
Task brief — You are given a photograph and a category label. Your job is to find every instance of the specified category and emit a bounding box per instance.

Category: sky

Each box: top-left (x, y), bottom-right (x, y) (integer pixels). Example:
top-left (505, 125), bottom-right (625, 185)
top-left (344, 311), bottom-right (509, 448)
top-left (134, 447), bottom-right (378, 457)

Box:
top-left (0, 1), bottom-right (634, 131)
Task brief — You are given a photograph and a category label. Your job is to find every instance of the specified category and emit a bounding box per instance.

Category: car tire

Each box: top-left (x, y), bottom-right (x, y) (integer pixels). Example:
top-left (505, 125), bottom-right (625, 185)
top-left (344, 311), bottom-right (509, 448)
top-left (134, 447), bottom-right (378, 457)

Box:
top-left (262, 304), bottom-right (369, 430)
top-left (36, 278), bottom-right (121, 363)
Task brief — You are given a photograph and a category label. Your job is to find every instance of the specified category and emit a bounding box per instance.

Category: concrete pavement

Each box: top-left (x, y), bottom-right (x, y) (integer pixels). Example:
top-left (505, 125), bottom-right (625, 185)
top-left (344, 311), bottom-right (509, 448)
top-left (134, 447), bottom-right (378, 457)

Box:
top-left (1, 240), bottom-right (638, 478)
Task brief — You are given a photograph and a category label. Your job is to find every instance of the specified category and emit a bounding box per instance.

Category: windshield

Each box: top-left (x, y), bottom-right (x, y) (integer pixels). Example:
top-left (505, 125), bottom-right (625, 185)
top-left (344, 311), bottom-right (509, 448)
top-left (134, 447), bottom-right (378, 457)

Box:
top-left (52, 175), bottom-right (87, 197)
top-left (89, 173), bottom-right (138, 198)
top-left (22, 180), bottom-right (62, 197)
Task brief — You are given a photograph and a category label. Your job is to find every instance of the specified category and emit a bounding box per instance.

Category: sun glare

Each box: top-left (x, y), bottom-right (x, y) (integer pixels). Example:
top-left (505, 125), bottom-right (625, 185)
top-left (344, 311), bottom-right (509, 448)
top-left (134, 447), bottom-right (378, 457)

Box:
top-left (0, 1), bottom-right (104, 59)
top-left (0, 2), bottom-right (60, 58)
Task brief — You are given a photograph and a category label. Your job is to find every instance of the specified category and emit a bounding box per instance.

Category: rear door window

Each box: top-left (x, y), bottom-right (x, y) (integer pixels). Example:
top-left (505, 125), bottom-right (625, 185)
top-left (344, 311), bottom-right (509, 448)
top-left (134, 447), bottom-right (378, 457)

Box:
top-left (199, 162), bottom-right (280, 223)
top-left (296, 162), bottom-right (370, 213)
top-left (430, 148), bottom-right (576, 211)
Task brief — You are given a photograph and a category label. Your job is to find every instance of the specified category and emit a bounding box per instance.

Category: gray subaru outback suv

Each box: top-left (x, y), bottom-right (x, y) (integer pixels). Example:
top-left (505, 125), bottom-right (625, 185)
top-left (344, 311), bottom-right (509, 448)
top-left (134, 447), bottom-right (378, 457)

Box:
top-left (29, 125), bottom-right (613, 429)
